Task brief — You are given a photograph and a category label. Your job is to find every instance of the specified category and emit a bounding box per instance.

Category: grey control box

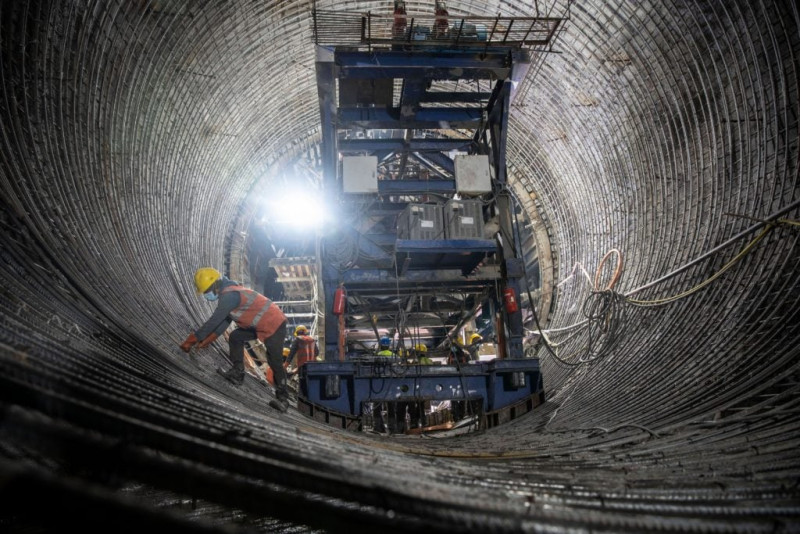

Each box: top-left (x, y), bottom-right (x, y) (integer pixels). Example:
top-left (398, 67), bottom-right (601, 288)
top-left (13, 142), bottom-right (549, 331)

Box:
top-left (443, 199), bottom-right (484, 239)
top-left (397, 203), bottom-right (444, 240)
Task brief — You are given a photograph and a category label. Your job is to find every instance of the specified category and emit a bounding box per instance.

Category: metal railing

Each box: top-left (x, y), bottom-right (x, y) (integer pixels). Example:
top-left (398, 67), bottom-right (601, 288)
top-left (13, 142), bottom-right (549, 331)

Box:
top-left (313, 9), bottom-right (563, 49)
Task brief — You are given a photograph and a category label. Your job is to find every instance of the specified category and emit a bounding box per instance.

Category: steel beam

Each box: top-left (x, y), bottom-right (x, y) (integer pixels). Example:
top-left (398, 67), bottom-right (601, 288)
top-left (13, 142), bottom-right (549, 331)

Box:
top-left (400, 79), bottom-right (427, 120)
top-left (338, 107), bottom-right (483, 129)
top-left (395, 239), bottom-right (496, 254)
top-left (414, 151), bottom-right (455, 175)
top-left (377, 179), bottom-right (455, 194)
top-left (339, 138), bottom-right (472, 152)
top-left (420, 92), bottom-right (492, 103)
top-left (315, 46), bottom-right (342, 361)
top-left (335, 50), bottom-right (510, 80)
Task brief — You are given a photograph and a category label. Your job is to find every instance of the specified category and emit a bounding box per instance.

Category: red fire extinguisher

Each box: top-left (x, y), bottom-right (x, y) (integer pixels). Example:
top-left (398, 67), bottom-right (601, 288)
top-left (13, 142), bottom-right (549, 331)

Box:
top-left (503, 287), bottom-right (518, 314)
top-left (332, 285), bottom-right (346, 315)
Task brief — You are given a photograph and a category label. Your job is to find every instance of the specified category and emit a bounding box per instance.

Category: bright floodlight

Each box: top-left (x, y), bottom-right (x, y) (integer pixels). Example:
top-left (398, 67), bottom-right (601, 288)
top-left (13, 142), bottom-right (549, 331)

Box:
top-left (267, 189), bottom-right (327, 229)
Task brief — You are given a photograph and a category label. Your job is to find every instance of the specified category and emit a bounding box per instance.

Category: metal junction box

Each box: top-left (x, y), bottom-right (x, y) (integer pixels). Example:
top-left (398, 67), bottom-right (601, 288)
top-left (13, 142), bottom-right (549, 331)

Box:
top-left (342, 156), bottom-right (378, 193)
top-left (454, 154), bottom-right (492, 194)
top-left (443, 199), bottom-right (484, 239)
top-left (397, 203), bottom-right (443, 240)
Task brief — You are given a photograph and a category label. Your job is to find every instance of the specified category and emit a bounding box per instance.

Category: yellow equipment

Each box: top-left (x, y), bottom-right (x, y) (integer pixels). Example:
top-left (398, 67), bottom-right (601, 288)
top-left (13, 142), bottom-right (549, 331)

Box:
top-left (194, 267), bottom-right (221, 294)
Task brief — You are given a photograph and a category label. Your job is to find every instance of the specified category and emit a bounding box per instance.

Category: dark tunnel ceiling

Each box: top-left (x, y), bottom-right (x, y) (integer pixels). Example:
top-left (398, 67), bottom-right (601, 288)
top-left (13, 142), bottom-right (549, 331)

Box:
top-left (0, 0), bottom-right (799, 532)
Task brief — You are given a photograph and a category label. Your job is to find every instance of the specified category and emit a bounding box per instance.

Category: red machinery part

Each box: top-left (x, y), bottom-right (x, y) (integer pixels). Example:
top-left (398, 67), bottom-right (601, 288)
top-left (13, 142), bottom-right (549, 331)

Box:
top-left (503, 287), bottom-right (519, 314)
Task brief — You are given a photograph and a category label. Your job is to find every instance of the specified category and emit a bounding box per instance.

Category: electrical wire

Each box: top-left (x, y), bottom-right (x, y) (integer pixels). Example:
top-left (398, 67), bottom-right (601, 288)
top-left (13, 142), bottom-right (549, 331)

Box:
top-left (504, 181), bottom-right (630, 367)
top-left (625, 224), bottom-right (774, 307)
top-left (580, 289), bottom-right (626, 362)
top-left (520, 199), bottom-right (798, 363)
top-left (625, 201), bottom-right (800, 298)
top-left (594, 248), bottom-right (623, 291)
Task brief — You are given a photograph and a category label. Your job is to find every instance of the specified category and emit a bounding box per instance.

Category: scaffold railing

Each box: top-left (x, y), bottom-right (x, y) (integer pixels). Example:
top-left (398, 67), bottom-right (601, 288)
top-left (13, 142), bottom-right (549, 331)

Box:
top-left (312, 9), bottom-right (563, 50)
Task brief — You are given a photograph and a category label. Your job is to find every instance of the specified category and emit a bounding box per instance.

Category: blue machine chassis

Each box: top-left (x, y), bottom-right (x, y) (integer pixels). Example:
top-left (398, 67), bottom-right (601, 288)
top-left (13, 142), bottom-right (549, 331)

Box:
top-left (297, 359), bottom-right (545, 432)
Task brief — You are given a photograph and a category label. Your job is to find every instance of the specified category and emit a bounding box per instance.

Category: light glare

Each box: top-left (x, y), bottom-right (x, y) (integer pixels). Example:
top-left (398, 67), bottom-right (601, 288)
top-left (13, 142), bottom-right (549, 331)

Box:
top-left (267, 190), bottom-right (326, 229)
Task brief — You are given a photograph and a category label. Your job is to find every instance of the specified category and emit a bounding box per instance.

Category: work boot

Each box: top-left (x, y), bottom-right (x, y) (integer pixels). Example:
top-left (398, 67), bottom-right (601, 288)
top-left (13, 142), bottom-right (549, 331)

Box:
top-left (269, 398), bottom-right (289, 413)
top-left (217, 367), bottom-right (244, 385)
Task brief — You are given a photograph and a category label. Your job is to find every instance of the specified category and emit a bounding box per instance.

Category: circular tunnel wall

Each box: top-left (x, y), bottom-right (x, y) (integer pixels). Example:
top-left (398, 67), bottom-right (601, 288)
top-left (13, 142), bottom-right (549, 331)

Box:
top-left (1, 1), bottom-right (798, 532)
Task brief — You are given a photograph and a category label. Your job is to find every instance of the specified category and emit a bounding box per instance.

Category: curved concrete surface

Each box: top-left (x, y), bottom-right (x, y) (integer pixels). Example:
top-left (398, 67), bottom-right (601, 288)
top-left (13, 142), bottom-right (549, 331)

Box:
top-left (1, 1), bottom-right (798, 532)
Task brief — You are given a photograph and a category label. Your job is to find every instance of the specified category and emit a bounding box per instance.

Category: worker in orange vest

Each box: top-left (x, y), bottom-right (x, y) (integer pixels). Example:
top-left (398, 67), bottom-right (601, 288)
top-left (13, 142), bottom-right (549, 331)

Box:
top-left (434, 0), bottom-right (449, 39)
top-left (392, 0), bottom-right (407, 39)
top-left (266, 347), bottom-right (291, 385)
top-left (180, 267), bottom-right (290, 413)
top-left (286, 325), bottom-right (319, 370)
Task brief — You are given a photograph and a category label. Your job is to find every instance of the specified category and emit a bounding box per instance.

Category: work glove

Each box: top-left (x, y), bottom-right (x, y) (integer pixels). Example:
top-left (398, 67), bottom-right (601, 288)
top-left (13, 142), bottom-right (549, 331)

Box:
top-left (180, 333), bottom-right (198, 353)
top-left (197, 332), bottom-right (218, 348)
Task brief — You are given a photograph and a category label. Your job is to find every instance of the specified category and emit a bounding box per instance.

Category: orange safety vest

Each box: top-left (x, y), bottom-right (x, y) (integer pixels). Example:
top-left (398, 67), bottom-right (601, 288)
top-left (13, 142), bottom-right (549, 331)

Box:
top-left (294, 335), bottom-right (317, 368)
top-left (393, 7), bottom-right (406, 37)
top-left (220, 285), bottom-right (286, 341)
top-left (434, 8), bottom-right (448, 35)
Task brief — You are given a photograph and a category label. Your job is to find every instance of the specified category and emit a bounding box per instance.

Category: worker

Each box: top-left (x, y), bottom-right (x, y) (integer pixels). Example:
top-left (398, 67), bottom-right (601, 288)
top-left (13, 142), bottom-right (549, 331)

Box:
top-left (266, 348), bottom-right (291, 385)
top-left (392, 0), bottom-right (407, 39)
top-left (466, 333), bottom-right (483, 361)
top-left (433, 0), bottom-right (449, 39)
top-left (376, 336), bottom-right (393, 357)
top-left (415, 344), bottom-right (433, 365)
top-left (448, 336), bottom-right (470, 365)
top-left (286, 325), bottom-right (319, 370)
top-left (179, 267), bottom-right (290, 413)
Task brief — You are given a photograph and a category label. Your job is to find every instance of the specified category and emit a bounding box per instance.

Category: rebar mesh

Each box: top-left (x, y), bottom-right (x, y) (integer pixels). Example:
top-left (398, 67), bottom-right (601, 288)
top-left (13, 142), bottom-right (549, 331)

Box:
top-left (0, 0), bottom-right (798, 533)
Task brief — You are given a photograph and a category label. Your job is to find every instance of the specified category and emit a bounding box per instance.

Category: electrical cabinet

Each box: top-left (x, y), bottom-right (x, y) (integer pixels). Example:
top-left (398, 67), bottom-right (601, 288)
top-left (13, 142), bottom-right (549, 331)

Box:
top-left (454, 155), bottom-right (492, 194)
top-left (397, 203), bottom-right (443, 240)
top-left (342, 156), bottom-right (378, 193)
top-left (443, 199), bottom-right (484, 239)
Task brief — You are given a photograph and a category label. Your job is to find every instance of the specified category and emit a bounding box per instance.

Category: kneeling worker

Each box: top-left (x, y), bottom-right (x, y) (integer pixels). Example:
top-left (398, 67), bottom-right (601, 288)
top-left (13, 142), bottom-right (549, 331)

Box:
top-left (179, 267), bottom-right (290, 413)
top-left (286, 325), bottom-right (319, 370)
top-left (466, 333), bottom-right (483, 361)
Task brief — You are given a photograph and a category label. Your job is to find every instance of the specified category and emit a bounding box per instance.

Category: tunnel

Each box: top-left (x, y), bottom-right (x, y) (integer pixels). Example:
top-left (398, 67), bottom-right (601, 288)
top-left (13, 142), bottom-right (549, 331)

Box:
top-left (1, 0), bottom-right (799, 532)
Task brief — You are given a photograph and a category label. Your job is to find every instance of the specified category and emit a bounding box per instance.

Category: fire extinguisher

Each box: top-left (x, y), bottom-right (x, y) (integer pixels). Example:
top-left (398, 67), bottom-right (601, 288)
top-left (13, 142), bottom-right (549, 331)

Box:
top-left (503, 287), bottom-right (519, 314)
top-left (332, 285), bottom-right (346, 315)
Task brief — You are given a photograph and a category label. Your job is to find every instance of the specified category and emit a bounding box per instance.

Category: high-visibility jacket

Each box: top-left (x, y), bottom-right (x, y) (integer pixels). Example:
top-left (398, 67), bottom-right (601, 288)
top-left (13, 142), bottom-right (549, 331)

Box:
top-left (220, 285), bottom-right (286, 341)
top-left (290, 335), bottom-right (318, 368)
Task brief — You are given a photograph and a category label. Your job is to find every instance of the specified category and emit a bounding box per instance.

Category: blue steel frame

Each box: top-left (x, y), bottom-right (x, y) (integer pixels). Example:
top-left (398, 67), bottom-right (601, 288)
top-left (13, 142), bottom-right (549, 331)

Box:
top-left (301, 8), bottom-right (570, 428)
top-left (300, 359), bottom-right (544, 417)
top-left (315, 37), bottom-right (530, 366)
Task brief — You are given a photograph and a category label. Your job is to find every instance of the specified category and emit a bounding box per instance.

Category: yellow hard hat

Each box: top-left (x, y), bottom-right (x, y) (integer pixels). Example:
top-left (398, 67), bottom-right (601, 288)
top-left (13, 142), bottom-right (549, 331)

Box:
top-left (469, 333), bottom-right (483, 344)
top-left (194, 267), bottom-right (221, 294)
top-left (294, 325), bottom-right (308, 336)
top-left (415, 344), bottom-right (427, 352)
